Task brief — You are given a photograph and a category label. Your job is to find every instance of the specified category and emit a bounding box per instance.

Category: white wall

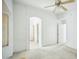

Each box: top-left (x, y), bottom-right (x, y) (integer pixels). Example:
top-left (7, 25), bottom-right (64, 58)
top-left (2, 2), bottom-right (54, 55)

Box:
top-left (2, 0), bottom-right (13, 59)
top-left (65, 3), bottom-right (77, 49)
top-left (13, 2), bottom-right (58, 52)
top-left (13, 3), bottom-right (28, 52)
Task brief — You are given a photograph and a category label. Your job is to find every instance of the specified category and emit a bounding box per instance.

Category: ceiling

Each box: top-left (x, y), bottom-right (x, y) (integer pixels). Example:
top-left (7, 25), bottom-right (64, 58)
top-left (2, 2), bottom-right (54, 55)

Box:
top-left (14, 0), bottom-right (55, 8)
top-left (14, 0), bottom-right (76, 12)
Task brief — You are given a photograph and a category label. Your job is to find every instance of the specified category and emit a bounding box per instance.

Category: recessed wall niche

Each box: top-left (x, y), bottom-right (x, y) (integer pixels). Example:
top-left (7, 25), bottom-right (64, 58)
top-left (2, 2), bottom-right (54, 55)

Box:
top-left (2, 13), bottom-right (9, 47)
top-left (2, 0), bottom-right (9, 47)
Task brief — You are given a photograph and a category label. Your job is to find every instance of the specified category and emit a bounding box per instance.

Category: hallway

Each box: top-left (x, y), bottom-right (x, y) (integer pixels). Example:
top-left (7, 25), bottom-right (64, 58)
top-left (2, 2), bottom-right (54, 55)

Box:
top-left (30, 40), bottom-right (39, 49)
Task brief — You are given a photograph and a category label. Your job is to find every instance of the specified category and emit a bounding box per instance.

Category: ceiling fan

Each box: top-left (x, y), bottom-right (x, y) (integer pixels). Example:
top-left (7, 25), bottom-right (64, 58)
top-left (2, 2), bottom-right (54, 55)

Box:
top-left (45, 0), bottom-right (75, 11)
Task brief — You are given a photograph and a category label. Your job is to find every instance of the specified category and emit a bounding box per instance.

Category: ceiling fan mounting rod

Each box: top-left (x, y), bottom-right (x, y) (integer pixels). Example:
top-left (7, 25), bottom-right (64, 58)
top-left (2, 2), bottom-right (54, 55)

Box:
top-left (55, 0), bottom-right (61, 6)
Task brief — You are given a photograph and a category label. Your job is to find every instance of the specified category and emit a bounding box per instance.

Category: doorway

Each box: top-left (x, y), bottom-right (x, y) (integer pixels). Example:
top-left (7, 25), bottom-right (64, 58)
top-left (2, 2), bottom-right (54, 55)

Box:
top-left (30, 17), bottom-right (42, 49)
top-left (57, 23), bottom-right (66, 44)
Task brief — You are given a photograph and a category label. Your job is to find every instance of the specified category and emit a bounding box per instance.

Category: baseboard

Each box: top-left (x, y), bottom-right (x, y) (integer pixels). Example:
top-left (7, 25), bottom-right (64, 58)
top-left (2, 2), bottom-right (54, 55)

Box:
top-left (64, 45), bottom-right (77, 54)
top-left (13, 49), bottom-right (26, 55)
top-left (42, 43), bottom-right (58, 47)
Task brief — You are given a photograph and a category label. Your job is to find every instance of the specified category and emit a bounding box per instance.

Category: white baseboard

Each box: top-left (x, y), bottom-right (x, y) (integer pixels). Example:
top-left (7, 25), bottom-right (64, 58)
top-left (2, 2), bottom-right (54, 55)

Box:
top-left (64, 45), bottom-right (77, 54)
top-left (13, 49), bottom-right (26, 55)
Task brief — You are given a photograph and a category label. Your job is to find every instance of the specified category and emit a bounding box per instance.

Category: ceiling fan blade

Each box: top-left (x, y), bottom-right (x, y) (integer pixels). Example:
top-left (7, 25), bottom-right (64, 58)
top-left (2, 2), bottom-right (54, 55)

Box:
top-left (60, 6), bottom-right (68, 11)
top-left (55, 0), bottom-right (61, 2)
top-left (44, 4), bottom-right (55, 8)
top-left (61, 0), bottom-right (75, 4)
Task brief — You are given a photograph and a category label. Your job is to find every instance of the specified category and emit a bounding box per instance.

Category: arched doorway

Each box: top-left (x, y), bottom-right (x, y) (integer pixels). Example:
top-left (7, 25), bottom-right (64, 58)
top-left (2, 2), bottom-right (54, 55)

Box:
top-left (30, 17), bottom-right (42, 49)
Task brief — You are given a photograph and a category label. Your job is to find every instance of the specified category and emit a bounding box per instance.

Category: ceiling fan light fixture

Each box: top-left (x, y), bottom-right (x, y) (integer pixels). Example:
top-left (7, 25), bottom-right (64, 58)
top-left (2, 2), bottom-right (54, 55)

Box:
top-left (53, 7), bottom-right (68, 19)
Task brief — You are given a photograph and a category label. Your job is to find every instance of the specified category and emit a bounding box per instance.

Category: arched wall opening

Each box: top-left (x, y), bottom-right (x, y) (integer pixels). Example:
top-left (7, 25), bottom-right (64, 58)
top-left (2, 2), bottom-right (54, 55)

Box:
top-left (30, 17), bottom-right (42, 49)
